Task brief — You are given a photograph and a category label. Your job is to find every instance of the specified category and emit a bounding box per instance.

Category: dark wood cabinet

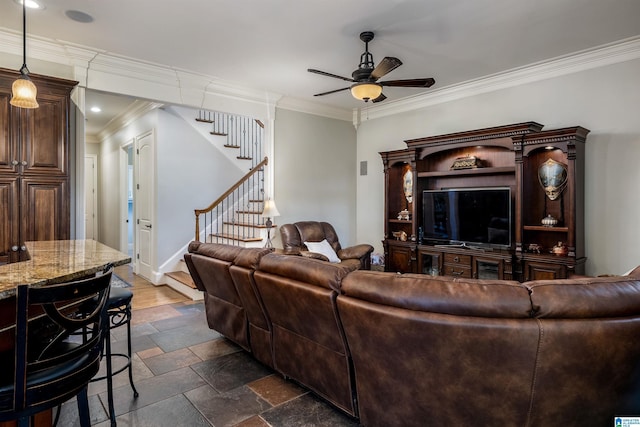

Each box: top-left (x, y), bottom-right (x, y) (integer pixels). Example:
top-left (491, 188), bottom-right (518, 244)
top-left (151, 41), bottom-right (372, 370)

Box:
top-left (385, 240), bottom-right (416, 273)
top-left (381, 122), bottom-right (588, 281)
top-left (0, 68), bottom-right (77, 264)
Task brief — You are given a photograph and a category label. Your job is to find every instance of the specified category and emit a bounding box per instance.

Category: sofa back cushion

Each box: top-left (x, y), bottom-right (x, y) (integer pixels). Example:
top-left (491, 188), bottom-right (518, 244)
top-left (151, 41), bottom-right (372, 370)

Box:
top-left (341, 270), bottom-right (531, 318)
top-left (254, 252), bottom-right (358, 415)
top-left (524, 277), bottom-right (640, 426)
top-left (280, 221), bottom-right (342, 253)
top-left (525, 276), bottom-right (640, 318)
top-left (337, 273), bottom-right (540, 426)
top-left (258, 253), bottom-right (357, 291)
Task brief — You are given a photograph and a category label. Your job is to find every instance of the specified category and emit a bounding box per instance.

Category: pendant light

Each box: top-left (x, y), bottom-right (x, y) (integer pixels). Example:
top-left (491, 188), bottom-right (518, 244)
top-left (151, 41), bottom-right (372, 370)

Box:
top-left (10, 0), bottom-right (39, 109)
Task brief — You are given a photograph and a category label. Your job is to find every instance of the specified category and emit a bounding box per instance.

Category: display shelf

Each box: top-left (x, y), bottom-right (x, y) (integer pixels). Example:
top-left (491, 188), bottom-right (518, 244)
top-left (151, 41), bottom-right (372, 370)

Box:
top-left (523, 225), bottom-right (569, 232)
top-left (417, 166), bottom-right (515, 178)
top-left (389, 219), bottom-right (413, 224)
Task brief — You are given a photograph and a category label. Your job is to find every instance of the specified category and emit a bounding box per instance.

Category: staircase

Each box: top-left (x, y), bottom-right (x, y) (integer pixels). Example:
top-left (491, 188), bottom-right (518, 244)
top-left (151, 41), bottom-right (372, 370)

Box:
top-left (163, 109), bottom-right (272, 299)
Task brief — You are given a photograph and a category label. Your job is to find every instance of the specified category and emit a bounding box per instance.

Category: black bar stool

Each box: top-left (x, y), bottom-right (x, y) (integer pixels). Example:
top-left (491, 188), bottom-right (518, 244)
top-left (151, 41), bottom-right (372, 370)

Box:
top-left (92, 286), bottom-right (139, 426)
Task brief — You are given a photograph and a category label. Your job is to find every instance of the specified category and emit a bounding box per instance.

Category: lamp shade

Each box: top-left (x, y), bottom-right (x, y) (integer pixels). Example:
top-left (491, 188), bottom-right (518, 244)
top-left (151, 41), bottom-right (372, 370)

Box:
top-left (10, 75), bottom-right (39, 109)
top-left (350, 83), bottom-right (382, 102)
top-left (261, 199), bottom-right (280, 218)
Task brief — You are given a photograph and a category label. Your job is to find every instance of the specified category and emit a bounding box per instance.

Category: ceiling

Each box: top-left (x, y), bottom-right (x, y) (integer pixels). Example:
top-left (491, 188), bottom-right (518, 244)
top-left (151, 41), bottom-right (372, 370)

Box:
top-left (3, 0), bottom-right (640, 136)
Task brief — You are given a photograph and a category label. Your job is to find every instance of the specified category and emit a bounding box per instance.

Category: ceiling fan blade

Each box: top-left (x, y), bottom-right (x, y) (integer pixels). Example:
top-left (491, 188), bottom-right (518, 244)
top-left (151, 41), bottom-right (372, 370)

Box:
top-left (380, 78), bottom-right (436, 88)
top-left (308, 69), bottom-right (355, 82)
top-left (313, 87), bottom-right (351, 97)
top-left (372, 93), bottom-right (387, 103)
top-left (370, 57), bottom-right (403, 81)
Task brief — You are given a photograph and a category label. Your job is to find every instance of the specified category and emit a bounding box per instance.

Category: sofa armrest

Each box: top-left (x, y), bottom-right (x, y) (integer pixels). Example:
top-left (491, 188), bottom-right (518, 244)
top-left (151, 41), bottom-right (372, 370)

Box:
top-left (300, 250), bottom-right (330, 262)
top-left (338, 244), bottom-right (374, 261)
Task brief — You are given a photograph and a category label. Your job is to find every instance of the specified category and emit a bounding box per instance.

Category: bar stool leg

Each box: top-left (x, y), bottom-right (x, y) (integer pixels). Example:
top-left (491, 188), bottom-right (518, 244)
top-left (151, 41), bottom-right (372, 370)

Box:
top-left (104, 325), bottom-right (116, 427)
top-left (125, 309), bottom-right (139, 397)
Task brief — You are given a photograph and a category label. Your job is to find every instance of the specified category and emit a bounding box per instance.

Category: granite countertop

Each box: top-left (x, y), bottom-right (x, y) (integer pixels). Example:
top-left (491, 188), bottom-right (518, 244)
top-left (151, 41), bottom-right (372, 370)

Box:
top-left (0, 240), bottom-right (131, 299)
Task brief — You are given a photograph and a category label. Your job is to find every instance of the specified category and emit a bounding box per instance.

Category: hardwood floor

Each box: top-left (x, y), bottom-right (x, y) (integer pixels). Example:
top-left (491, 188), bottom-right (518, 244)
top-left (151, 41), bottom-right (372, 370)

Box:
top-left (113, 264), bottom-right (190, 310)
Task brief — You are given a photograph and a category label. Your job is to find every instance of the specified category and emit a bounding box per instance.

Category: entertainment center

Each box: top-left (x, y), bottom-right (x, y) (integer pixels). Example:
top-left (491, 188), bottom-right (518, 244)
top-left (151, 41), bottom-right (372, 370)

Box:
top-left (380, 121), bottom-right (589, 281)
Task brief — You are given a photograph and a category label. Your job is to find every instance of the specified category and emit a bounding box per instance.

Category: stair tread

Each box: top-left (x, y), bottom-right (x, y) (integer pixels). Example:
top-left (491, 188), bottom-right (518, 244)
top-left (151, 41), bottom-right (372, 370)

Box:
top-left (223, 221), bottom-right (275, 228)
top-left (211, 233), bottom-right (264, 242)
top-left (236, 210), bottom-right (262, 214)
top-left (165, 271), bottom-right (197, 289)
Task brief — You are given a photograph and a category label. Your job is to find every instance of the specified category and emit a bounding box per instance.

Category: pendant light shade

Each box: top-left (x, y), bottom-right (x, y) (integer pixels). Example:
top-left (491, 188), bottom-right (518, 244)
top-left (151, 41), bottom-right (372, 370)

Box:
top-left (11, 69), bottom-right (38, 109)
top-left (10, 0), bottom-right (39, 109)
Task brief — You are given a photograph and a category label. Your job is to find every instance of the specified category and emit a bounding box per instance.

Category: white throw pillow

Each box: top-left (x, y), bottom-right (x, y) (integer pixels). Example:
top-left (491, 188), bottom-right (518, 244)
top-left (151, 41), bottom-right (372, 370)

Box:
top-left (304, 239), bottom-right (341, 263)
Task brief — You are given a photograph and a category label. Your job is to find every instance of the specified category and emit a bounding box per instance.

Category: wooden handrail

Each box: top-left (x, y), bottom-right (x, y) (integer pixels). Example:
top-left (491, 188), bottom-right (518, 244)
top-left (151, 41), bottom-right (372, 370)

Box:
top-left (194, 156), bottom-right (268, 241)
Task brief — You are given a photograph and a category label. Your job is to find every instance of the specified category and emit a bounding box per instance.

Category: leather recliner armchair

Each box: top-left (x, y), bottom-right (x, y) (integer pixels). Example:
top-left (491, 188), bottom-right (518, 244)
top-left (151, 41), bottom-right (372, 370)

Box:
top-left (279, 221), bottom-right (373, 270)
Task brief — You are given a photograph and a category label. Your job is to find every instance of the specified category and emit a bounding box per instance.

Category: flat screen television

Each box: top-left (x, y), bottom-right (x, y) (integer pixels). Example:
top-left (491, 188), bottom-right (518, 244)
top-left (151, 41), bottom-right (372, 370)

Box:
top-left (421, 187), bottom-right (512, 248)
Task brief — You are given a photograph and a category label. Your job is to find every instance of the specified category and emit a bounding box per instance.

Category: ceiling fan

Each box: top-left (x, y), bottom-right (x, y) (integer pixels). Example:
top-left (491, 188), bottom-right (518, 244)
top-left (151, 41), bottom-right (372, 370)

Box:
top-left (308, 31), bottom-right (435, 103)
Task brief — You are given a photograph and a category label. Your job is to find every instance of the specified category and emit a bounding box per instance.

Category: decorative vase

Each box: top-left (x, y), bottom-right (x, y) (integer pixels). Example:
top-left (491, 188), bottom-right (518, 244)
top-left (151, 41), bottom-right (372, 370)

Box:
top-left (541, 214), bottom-right (558, 227)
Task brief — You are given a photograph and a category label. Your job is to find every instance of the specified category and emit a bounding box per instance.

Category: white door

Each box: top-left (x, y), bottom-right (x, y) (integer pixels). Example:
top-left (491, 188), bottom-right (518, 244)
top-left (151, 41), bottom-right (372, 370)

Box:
top-left (135, 130), bottom-right (154, 280)
top-left (84, 155), bottom-right (97, 240)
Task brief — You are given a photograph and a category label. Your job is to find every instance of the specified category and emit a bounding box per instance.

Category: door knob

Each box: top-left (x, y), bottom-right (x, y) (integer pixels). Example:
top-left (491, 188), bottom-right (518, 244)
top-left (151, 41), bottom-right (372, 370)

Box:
top-left (21, 161), bottom-right (27, 166)
top-left (145, 224), bottom-right (152, 229)
top-left (20, 245), bottom-right (27, 251)
top-left (11, 160), bottom-right (18, 166)
top-left (11, 246), bottom-right (19, 252)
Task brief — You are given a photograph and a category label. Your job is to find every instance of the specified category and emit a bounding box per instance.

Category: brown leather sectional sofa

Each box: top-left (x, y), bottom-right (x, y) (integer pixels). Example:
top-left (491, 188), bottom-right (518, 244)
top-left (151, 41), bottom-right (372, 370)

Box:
top-left (185, 241), bottom-right (640, 426)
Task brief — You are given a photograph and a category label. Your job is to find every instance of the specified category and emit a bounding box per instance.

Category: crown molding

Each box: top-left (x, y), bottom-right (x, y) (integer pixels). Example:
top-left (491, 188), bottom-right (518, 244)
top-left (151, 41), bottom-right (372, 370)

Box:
top-left (359, 36), bottom-right (640, 121)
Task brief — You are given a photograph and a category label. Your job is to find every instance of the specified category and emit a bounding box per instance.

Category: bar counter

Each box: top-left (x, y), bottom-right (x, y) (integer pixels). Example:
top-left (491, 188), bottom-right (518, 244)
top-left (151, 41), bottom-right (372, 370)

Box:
top-left (0, 240), bottom-right (131, 300)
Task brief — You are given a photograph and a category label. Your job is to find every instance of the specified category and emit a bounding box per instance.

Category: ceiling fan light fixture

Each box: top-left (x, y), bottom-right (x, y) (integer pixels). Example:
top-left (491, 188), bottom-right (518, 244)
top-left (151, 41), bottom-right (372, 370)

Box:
top-left (350, 83), bottom-right (382, 102)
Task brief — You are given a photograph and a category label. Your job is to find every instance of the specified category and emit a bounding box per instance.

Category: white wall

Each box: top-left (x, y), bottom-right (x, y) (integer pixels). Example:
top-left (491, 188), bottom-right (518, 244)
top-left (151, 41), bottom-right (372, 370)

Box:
top-left (357, 58), bottom-right (640, 276)
top-left (155, 106), bottom-right (244, 263)
top-left (274, 109), bottom-right (357, 247)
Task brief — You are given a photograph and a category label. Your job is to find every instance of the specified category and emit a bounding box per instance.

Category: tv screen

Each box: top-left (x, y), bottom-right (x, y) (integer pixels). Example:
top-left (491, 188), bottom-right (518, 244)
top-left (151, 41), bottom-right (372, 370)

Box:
top-left (422, 187), bottom-right (512, 248)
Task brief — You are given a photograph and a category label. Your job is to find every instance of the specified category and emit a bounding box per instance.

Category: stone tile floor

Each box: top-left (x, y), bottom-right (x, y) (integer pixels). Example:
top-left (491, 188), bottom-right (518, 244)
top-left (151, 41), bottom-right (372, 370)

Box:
top-left (57, 301), bottom-right (359, 427)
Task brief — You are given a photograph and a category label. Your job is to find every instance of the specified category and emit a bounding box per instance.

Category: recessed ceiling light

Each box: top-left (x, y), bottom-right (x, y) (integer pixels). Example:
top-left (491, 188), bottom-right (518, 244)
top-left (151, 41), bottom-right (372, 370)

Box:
top-left (90, 106), bottom-right (102, 113)
top-left (14, 0), bottom-right (43, 9)
top-left (65, 10), bottom-right (94, 23)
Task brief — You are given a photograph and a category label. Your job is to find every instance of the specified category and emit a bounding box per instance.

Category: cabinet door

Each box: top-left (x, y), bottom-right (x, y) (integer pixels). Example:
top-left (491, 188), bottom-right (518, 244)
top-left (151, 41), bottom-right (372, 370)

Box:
top-left (418, 249), bottom-right (442, 275)
top-left (0, 88), bottom-right (18, 174)
top-left (523, 261), bottom-right (567, 281)
top-left (474, 257), bottom-right (504, 280)
top-left (21, 177), bottom-right (69, 244)
top-left (0, 176), bottom-right (19, 264)
top-left (18, 94), bottom-right (68, 176)
top-left (386, 242), bottom-right (415, 273)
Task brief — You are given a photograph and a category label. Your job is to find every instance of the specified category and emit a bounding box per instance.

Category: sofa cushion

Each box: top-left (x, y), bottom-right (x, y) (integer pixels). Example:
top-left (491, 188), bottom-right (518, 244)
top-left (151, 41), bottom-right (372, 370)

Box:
top-left (525, 276), bottom-right (640, 318)
top-left (341, 271), bottom-right (531, 318)
top-left (258, 253), bottom-right (357, 291)
top-left (188, 241), bottom-right (244, 262)
top-left (233, 247), bottom-right (274, 269)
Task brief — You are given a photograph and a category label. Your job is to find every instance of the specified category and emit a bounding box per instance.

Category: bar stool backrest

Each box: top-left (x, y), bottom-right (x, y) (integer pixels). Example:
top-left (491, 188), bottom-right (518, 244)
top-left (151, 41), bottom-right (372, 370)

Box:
top-left (0, 266), bottom-right (113, 422)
